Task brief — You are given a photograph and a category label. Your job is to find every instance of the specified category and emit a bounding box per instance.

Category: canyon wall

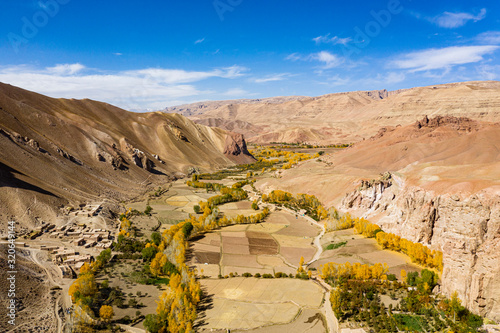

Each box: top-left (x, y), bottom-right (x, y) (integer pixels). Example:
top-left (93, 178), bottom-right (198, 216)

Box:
top-left (342, 178), bottom-right (500, 321)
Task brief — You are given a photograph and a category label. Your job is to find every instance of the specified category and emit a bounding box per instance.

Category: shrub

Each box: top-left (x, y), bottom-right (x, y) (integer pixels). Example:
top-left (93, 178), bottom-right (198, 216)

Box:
top-left (193, 205), bottom-right (201, 214)
top-left (326, 241), bottom-right (347, 250)
top-left (254, 273), bottom-right (261, 278)
top-left (144, 314), bottom-right (162, 333)
top-left (242, 272), bottom-right (252, 277)
top-left (387, 274), bottom-right (397, 281)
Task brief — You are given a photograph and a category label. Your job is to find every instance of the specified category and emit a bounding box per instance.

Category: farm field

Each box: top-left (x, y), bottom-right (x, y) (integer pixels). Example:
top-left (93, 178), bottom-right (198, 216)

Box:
top-left (311, 228), bottom-right (422, 279)
top-left (189, 210), bottom-right (321, 277)
top-left (196, 277), bottom-right (326, 331)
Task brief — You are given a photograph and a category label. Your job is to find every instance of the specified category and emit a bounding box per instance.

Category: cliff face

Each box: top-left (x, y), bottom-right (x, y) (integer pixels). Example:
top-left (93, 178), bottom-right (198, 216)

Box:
top-left (223, 132), bottom-right (255, 164)
top-left (342, 178), bottom-right (500, 321)
top-left (256, 116), bottom-right (500, 320)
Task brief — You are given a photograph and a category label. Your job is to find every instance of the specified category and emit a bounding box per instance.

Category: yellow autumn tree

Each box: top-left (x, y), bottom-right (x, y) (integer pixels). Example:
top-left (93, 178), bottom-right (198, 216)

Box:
top-left (401, 269), bottom-right (407, 283)
top-left (68, 272), bottom-right (97, 302)
top-left (150, 252), bottom-right (165, 277)
top-left (99, 305), bottom-right (114, 321)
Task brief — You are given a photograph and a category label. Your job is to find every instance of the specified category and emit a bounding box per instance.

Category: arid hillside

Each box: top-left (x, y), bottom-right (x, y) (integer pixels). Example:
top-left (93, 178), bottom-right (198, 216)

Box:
top-left (0, 83), bottom-right (254, 229)
top-left (257, 116), bottom-right (500, 321)
top-left (169, 81), bottom-right (500, 144)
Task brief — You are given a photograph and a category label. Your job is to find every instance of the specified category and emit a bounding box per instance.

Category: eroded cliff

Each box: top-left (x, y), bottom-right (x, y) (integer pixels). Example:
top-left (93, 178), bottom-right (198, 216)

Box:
top-left (342, 177), bottom-right (500, 321)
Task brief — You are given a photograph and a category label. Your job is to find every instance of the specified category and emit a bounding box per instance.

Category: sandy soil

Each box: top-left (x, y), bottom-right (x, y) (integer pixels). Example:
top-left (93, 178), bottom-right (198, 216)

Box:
top-left (197, 277), bottom-right (325, 331)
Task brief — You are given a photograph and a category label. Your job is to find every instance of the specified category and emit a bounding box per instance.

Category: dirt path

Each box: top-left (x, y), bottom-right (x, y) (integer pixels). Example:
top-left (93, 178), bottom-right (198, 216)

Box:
top-left (29, 248), bottom-right (68, 333)
top-left (246, 187), bottom-right (336, 332)
top-left (279, 207), bottom-right (325, 265)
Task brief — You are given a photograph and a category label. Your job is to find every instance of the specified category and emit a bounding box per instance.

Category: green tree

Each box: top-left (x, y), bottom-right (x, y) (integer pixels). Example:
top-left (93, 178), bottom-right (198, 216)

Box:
top-left (151, 232), bottom-right (161, 246)
top-left (144, 314), bottom-right (162, 333)
top-left (182, 222), bottom-right (193, 238)
top-left (141, 246), bottom-right (157, 262)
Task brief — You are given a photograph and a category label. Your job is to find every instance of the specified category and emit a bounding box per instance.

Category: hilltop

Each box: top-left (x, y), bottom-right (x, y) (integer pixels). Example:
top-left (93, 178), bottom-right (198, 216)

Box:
top-left (0, 83), bottom-right (254, 229)
top-left (256, 115), bottom-right (500, 321)
top-left (164, 81), bottom-right (500, 144)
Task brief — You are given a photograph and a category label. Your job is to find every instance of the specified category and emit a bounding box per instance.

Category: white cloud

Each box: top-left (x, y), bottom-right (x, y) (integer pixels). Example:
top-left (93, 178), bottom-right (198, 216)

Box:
top-left (222, 88), bottom-right (249, 96)
top-left (476, 31), bottom-right (500, 45)
top-left (431, 8), bottom-right (487, 28)
top-left (194, 38), bottom-right (205, 44)
top-left (392, 45), bottom-right (499, 72)
top-left (314, 51), bottom-right (343, 69)
top-left (252, 73), bottom-right (291, 83)
top-left (123, 65), bottom-right (246, 85)
top-left (113, 52), bottom-right (123, 56)
top-left (0, 64), bottom-right (248, 110)
top-left (477, 64), bottom-right (500, 80)
top-left (286, 51), bottom-right (343, 69)
top-left (46, 63), bottom-right (85, 75)
top-left (313, 33), bottom-right (352, 45)
top-left (285, 53), bottom-right (302, 62)
top-left (386, 72), bottom-right (406, 84)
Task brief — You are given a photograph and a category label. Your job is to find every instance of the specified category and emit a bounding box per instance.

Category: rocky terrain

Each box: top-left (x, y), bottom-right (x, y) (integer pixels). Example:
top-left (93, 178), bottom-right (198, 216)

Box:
top-left (163, 95), bottom-right (308, 117)
top-left (166, 81), bottom-right (500, 144)
top-left (0, 83), bottom-right (254, 230)
top-left (2, 80), bottom-right (500, 326)
top-left (256, 116), bottom-right (500, 321)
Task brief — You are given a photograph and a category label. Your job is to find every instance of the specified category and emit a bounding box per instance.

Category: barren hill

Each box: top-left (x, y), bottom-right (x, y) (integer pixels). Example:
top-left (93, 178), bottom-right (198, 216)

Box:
top-left (257, 116), bottom-right (500, 320)
top-left (168, 81), bottom-right (500, 144)
top-left (0, 83), bottom-right (254, 228)
top-left (163, 95), bottom-right (308, 117)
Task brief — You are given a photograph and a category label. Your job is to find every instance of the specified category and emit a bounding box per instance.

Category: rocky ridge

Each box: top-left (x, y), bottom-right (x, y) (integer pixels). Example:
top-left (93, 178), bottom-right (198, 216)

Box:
top-left (0, 82), bottom-right (254, 229)
top-left (342, 175), bottom-right (500, 321)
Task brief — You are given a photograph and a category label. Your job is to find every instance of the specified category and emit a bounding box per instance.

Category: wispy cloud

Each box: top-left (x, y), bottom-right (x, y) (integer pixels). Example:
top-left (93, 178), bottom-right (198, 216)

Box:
top-left (46, 63), bottom-right (85, 75)
top-left (113, 52), bottom-right (123, 56)
top-left (385, 72), bottom-right (406, 84)
top-left (252, 73), bottom-right (292, 83)
top-left (477, 64), bottom-right (500, 80)
top-left (222, 88), bottom-right (249, 96)
top-left (124, 65), bottom-right (247, 84)
top-left (476, 31), bottom-right (500, 45)
top-left (285, 51), bottom-right (343, 69)
top-left (414, 8), bottom-right (488, 28)
top-left (392, 45), bottom-right (499, 72)
top-left (0, 64), bottom-right (248, 110)
top-left (313, 33), bottom-right (352, 45)
top-left (314, 51), bottom-right (343, 69)
top-left (194, 38), bottom-right (205, 44)
top-left (285, 53), bottom-right (302, 62)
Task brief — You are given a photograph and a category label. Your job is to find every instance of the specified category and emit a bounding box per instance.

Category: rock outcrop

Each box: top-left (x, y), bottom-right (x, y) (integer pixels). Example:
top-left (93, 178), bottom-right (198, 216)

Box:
top-left (169, 80), bottom-right (500, 144)
top-left (341, 178), bottom-right (500, 321)
top-left (0, 82), bottom-right (257, 228)
top-left (223, 132), bottom-right (255, 164)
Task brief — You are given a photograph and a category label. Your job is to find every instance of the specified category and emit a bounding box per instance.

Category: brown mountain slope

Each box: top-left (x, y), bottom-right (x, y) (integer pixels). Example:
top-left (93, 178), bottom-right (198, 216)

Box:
top-left (0, 83), bottom-right (254, 228)
top-left (171, 81), bottom-right (500, 144)
top-left (163, 96), bottom-right (308, 117)
top-left (256, 116), bottom-right (500, 320)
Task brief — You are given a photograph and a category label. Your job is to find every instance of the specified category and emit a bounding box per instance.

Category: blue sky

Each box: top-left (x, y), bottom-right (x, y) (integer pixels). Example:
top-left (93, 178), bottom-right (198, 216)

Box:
top-left (0, 0), bottom-right (499, 110)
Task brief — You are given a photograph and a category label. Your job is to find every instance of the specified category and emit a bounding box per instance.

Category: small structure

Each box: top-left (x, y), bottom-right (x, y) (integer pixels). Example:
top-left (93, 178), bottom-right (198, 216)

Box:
top-left (74, 238), bottom-right (85, 246)
top-left (59, 265), bottom-right (76, 278)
